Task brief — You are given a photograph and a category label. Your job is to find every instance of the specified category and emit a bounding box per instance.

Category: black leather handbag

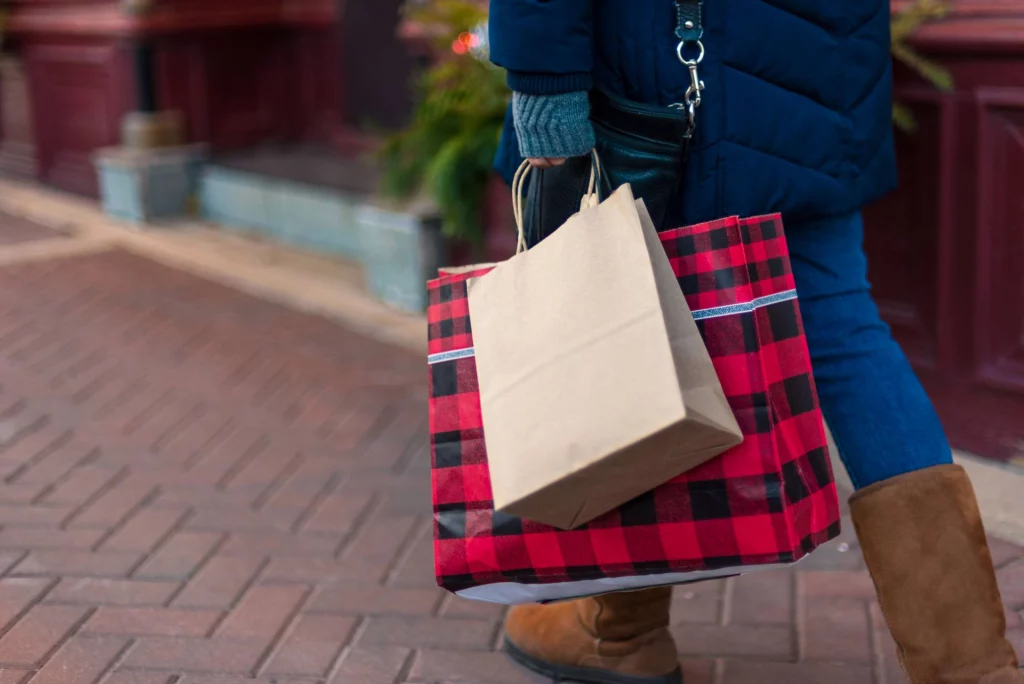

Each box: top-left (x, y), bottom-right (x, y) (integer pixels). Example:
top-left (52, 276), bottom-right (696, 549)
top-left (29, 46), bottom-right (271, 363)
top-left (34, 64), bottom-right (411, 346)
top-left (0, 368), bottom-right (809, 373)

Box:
top-left (521, 89), bottom-right (694, 249)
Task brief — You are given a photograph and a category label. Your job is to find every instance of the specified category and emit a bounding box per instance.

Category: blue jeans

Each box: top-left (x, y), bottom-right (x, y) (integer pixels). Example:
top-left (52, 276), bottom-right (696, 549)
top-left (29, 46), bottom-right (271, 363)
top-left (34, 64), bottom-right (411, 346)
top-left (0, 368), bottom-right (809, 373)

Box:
top-left (786, 211), bottom-right (953, 490)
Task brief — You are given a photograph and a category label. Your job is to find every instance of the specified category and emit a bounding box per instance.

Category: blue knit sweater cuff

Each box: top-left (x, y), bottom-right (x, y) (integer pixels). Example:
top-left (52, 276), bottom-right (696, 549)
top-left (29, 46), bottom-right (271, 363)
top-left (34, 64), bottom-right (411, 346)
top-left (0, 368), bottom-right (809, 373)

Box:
top-left (507, 71), bottom-right (594, 95)
top-left (512, 91), bottom-right (595, 159)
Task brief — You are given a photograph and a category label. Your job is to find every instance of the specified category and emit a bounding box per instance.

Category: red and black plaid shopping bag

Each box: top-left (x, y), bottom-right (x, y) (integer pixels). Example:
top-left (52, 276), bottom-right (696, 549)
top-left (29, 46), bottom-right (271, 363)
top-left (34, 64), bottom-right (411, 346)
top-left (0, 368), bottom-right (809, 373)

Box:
top-left (427, 214), bottom-right (840, 604)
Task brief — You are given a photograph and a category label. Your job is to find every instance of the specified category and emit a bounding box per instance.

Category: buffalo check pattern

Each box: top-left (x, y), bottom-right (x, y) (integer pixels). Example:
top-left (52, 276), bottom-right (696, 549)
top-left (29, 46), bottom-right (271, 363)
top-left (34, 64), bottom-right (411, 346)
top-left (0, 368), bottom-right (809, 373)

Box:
top-left (427, 215), bottom-right (840, 596)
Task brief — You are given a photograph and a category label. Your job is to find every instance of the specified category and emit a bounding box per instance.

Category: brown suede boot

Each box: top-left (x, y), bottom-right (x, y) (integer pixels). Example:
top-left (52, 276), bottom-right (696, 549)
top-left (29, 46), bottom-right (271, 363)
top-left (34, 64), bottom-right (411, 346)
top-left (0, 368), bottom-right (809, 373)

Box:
top-left (851, 464), bottom-right (1023, 684)
top-left (504, 586), bottom-right (682, 683)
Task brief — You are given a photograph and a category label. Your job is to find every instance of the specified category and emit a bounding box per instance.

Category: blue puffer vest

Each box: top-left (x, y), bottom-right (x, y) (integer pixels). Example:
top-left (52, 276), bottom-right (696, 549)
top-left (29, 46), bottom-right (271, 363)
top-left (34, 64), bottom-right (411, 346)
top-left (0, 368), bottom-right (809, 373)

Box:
top-left (489, 0), bottom-right (897, 224)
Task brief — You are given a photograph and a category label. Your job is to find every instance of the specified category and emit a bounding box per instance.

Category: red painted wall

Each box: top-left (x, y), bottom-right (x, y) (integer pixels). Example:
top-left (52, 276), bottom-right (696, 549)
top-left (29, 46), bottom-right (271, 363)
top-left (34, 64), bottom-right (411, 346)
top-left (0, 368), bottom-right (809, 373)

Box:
top-left (2, 0), bottom-right (345, 194)
top-left (863, 10), bottom-right (1024, 460)
top-left (23, 38), bottom-right (132, 195)
top-left (152, 25), bottom-right (341, 150)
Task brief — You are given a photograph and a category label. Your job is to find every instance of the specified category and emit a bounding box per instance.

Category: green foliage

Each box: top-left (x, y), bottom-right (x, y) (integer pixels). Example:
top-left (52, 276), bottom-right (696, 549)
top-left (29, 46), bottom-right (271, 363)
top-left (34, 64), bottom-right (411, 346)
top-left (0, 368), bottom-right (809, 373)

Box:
top-left (891, 0), bottom-right (954, 132)
top-left (380, 1), bottom-right (509, 241)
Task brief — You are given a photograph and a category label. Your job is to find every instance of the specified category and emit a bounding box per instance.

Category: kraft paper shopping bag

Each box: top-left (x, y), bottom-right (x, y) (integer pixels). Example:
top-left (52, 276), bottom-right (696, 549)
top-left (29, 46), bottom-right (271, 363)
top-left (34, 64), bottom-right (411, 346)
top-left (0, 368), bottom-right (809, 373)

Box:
top-left (466, 166), bottom-right (741, 529)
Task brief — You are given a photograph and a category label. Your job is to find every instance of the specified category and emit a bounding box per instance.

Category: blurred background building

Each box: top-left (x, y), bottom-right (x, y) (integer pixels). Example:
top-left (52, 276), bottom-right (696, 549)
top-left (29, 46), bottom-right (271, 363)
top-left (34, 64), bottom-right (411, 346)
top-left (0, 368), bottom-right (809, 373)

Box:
top-left (0, 0), bottom-right (1022, 460)
top-left (0, 0), bottom-right (417, 193)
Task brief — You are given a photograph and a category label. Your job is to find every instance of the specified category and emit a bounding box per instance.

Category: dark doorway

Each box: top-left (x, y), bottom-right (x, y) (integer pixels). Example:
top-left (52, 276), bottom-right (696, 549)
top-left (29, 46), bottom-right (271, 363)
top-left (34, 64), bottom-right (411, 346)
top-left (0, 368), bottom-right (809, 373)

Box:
top-left (338, 0), bottom-right (418, 131)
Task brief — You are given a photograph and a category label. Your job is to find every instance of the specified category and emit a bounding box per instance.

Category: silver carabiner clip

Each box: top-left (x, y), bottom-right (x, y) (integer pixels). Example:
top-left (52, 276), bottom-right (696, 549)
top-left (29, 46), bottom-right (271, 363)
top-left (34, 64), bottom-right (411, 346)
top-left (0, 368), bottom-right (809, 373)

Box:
top-left (668, 101), bottom-right (698, 140)
top-left (672, 39), bottom-right (705, 139)
top-left (677, 40), bottom-right (705, 110)
top-left (685, 63), bottom-right (704, 109)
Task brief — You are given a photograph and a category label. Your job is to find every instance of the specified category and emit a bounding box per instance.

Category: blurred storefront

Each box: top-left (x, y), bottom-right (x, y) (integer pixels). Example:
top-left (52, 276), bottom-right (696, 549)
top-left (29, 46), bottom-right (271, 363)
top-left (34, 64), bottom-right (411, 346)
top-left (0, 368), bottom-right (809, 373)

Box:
top-left (863, 1), bottom-right (1024, 461)
top-left (0, 0), bottom-right (415, 195)
top-left (0, 0), bottom-right (1022, 460)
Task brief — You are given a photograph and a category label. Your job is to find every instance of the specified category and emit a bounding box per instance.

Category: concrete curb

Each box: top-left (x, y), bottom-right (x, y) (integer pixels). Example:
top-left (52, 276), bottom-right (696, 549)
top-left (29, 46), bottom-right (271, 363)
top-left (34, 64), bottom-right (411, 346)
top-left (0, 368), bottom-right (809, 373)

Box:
top-left (0, 235), bottom-right (114, 265)
top-left (0, 178), bottom-right (427, 355)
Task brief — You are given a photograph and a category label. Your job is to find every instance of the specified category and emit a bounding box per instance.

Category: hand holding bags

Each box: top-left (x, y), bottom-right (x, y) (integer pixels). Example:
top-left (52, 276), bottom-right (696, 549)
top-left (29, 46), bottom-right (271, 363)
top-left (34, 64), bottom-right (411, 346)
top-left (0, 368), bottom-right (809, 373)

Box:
top-left (426, 163), bottom-right (839, 604)
top-left (467, 162), bottom-right (742, 529)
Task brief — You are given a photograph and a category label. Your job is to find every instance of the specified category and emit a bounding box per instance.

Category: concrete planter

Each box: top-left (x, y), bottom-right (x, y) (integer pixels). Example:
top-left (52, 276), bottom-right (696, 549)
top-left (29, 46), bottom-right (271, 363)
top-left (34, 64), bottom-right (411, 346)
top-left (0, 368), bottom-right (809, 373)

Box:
top-left (198, 160), bottom-right (458, 313)
top-left (199, 167), bottom-right (274, 232)
top-left (199, 166), bottom-right (364, 260)
top-left (94, 145), bottom-right (206, 224)
top-left (357, 174), bottom-right (514, 312)
top-left (358, 201), bottom-right (444, 314)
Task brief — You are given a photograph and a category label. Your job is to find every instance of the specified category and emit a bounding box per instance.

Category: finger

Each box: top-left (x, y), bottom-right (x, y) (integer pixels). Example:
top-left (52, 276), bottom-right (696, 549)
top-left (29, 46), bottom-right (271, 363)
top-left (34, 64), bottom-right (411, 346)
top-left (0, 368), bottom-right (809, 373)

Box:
top-left (547, 158), bottom-right (568, 167)
top-left (528, 158), bottom-right (554, 169)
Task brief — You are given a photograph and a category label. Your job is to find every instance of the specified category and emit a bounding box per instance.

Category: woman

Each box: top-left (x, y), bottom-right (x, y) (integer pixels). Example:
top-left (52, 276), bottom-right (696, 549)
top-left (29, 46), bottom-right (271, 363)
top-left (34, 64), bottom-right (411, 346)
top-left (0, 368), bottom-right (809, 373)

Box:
top-left (487, 2), bottom-right (1023, 683)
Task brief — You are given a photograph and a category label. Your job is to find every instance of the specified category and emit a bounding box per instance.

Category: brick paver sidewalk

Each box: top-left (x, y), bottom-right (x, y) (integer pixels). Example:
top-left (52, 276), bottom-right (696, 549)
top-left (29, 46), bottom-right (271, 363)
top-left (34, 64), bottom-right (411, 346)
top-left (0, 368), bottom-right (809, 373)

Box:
top-left (0, 234), bottom-right (1019, 681)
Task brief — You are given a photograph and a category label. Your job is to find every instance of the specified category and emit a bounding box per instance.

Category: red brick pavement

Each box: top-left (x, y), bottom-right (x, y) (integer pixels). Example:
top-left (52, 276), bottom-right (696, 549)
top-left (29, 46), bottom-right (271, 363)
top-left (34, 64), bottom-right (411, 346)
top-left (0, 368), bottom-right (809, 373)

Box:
top-left (0, 247), bottom-right (1018, 684)
top-left (0, 213), bottom-right (68, 246)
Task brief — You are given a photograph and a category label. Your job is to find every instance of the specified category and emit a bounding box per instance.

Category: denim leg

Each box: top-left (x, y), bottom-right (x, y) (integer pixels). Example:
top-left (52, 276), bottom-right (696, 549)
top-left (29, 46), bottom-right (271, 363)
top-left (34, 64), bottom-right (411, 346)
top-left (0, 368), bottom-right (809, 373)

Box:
top-left (785, 211), bottom-right (953, 490)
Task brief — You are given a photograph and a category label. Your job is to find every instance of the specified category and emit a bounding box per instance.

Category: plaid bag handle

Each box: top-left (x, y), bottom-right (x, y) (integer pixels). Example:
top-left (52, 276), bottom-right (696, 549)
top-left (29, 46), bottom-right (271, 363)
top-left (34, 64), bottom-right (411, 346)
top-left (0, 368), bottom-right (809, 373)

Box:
top-left (513, 150), bottom-right (602, 255)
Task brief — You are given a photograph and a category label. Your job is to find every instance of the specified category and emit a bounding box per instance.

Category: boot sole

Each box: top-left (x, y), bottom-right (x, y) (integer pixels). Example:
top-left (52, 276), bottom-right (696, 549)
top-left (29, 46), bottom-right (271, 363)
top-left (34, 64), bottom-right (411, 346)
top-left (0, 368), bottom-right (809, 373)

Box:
top-left (504, 638), bottom-right (683, 684)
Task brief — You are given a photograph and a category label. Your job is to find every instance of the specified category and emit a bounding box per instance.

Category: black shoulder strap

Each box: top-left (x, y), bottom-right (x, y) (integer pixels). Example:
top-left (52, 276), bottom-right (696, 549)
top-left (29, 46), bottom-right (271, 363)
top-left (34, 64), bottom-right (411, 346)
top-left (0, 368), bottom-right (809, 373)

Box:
top-left (674, 0), bottom-right (704, 43)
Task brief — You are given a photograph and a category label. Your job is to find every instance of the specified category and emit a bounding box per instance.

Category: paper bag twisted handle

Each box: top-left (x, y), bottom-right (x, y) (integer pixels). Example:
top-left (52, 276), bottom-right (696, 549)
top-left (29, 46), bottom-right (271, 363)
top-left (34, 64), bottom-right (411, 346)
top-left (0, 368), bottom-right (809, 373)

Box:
top-left (512, 150), bottom-right (602, 255)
